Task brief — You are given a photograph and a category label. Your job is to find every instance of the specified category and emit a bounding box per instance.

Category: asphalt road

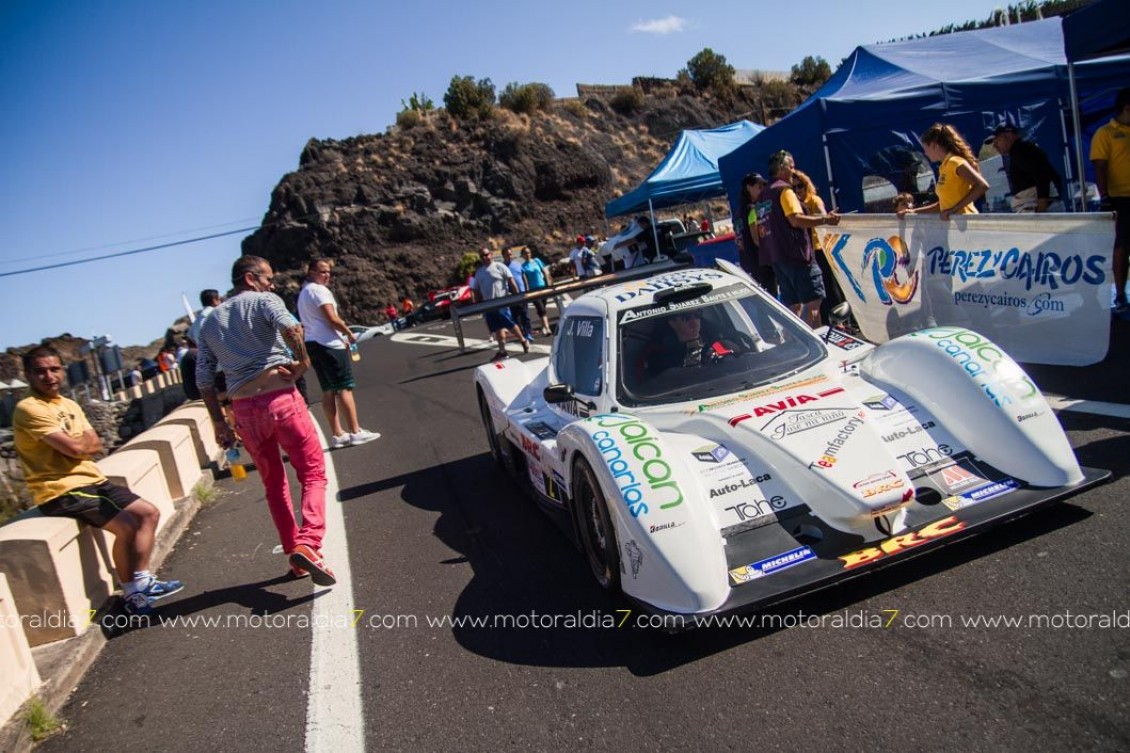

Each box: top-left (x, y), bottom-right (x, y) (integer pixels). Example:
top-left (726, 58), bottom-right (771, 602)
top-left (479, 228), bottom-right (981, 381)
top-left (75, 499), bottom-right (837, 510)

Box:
top-left (38, 316), bottom-right (1130, 753)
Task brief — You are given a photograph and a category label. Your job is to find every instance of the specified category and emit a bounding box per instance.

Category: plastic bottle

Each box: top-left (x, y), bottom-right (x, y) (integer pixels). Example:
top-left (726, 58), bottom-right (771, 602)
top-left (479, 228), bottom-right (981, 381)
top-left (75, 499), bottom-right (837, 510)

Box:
top-left (226, 446), bottom-right (247, 481)
top-left (349, 341), bottom-right (360, 362)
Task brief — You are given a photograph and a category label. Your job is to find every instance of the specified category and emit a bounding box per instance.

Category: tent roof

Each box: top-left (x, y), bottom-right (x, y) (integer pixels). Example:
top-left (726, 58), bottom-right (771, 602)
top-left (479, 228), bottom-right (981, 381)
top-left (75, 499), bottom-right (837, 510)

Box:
top-left (1064, 0), bottom-right (1130, 61)
top-left (810, 17), bottom-right (1066, 103)
top-left (605, 120), bottom-right (763, 218)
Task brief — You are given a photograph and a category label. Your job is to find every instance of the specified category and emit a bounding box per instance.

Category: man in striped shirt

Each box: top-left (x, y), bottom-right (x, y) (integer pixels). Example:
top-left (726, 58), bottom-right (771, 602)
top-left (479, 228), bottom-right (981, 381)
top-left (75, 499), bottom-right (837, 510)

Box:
top-left (196, 255), bottom-right (336, 586)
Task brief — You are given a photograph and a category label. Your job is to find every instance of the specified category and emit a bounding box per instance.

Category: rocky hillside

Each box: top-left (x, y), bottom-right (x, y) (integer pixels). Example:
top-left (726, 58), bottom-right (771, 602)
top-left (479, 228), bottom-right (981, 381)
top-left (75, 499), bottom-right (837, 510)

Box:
top-left (2, 80), bottom-right (804, 379)
top-left (241, 82), bottom-right (802, 324)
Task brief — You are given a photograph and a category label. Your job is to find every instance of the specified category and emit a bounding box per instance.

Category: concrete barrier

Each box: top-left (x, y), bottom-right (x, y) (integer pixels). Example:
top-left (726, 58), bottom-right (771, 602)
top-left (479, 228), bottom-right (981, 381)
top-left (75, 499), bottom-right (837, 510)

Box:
top-left (157, 402), bottom-right (221, 469)
top-left (95, 450), bottom-right (174, 534)
top-left (0, 516), bottom-right (113, 646)
top-left (0, 573), bottom-right (42, 724)
top-left (121, 424), bottom-right (201, 500)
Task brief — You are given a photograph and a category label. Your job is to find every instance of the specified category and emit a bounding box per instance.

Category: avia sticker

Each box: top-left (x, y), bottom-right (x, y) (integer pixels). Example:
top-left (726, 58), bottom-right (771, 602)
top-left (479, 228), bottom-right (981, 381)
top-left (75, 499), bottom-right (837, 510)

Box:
top-left (729, 546), bottom-right (816, 585)
top-left (839, 516), bottom-right (967, 569)
top-left (729, 387), bottom-right (846, 426)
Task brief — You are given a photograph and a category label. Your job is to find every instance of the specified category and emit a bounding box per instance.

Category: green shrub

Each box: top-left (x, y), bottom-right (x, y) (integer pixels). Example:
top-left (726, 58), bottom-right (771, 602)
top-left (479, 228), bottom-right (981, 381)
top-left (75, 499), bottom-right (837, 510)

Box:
top-left (444, 75), bottom-right (496, 120)
top-left (609, 87), bottom-right (645, 115)
top-left (396, 108), bottom-right (422, 128)
top-left (500, 82), bottom-right (555, 115)
top-left (456, 251), bottom-right (480, 284)
top-left (684, 48), bottom-right (736, 95)
top-left (790, 55), bottom-right (832, 87)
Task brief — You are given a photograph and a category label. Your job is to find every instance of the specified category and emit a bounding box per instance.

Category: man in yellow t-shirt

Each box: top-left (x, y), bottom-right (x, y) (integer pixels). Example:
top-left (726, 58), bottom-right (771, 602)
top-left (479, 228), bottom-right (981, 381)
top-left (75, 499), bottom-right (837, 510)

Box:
top-left (13, 346), bottom-right (184, 616)
top-left (1090, 87), bottom-right (1130, 313)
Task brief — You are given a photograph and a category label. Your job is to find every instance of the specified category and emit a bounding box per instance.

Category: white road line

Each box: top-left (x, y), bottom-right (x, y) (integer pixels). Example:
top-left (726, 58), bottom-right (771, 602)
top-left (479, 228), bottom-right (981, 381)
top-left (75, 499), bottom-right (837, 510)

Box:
top-left (305, 420), bottom-right (365, 753)
top-left (1046, 394), bottom-right (1130, 420)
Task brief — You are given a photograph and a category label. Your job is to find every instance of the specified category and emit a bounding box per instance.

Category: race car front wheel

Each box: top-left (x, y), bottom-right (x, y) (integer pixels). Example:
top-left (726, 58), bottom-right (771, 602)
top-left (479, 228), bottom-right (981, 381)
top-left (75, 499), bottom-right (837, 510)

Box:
top-left (573, 457), bottom-right (622, 592)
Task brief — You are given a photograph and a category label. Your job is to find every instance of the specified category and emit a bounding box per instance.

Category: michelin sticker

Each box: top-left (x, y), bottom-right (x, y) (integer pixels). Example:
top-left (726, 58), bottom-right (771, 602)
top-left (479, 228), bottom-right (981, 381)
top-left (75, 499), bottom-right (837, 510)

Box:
top-left (729, 546), bottom-right (816, 585)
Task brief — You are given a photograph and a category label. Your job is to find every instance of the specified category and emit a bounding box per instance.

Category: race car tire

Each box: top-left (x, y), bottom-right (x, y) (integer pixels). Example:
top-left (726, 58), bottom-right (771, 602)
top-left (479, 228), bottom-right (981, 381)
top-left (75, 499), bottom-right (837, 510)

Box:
top-left (478, 389), bottom-right (504, 467)
top-left (572, 456), bottom-right (622, 592)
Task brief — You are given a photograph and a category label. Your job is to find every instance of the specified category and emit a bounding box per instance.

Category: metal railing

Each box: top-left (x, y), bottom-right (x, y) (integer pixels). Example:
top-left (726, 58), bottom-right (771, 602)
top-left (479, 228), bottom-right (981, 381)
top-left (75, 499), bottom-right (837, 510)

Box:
top-left (450, 258), bottom-right (687, 352)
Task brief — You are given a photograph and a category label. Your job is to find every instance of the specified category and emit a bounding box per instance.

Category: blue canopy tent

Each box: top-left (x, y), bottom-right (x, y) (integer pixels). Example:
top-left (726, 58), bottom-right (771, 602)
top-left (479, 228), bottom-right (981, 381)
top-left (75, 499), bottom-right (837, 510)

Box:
top-left (718, 16), bottom-right (1130, 216)
top-left (605, 120), bottom-right (764, 218)
top-left (1064, 0), bottom-right (1130, 204)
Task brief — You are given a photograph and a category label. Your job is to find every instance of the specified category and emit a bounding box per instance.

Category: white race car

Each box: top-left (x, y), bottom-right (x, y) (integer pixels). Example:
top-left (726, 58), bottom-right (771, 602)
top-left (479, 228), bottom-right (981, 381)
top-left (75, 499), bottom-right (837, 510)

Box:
top-left (473, 262), bottom-right (1107, 622)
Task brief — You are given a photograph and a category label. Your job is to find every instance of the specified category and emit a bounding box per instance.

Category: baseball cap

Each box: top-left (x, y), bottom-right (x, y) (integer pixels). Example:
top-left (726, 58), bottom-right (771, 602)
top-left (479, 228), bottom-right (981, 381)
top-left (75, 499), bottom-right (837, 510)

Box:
top-left (984, 123), bottom-right (1020, 143)
top-left (584, 235), bottom-right (595, 243)
top-left (575, 235), bottom-right (585, 244)
top-left (743, 172), bottom-right (767, 186)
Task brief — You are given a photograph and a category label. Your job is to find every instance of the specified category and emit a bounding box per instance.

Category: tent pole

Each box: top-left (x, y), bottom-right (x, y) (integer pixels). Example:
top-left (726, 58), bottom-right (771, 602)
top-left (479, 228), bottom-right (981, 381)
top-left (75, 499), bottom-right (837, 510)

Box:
top-left (648, 198), bottom-right (660, 256)
top-left (1068, 61), bottom-right (1087, 211)
top-left (1057, 101), bottom-right (1076, 211)
top-left (821, 133), bottom-right (838, 212)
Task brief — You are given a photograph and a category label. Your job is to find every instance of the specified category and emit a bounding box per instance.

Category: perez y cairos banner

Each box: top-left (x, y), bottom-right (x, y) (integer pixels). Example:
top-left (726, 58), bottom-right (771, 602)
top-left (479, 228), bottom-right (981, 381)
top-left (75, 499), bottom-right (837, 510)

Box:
top-left (820, 214), bottom-right (1114, 366)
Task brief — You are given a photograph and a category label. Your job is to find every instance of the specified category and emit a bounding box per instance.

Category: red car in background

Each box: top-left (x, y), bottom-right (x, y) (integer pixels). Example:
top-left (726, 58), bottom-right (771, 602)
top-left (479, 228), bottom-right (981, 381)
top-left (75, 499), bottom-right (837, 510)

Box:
top-left (418, 283), bottom-right (473, 322)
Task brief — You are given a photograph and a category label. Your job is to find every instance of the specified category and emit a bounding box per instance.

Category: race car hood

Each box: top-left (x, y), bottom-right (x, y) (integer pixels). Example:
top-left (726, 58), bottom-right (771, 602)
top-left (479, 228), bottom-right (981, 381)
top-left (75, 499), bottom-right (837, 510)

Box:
top-left (649, 370), bottom-right (917, 540)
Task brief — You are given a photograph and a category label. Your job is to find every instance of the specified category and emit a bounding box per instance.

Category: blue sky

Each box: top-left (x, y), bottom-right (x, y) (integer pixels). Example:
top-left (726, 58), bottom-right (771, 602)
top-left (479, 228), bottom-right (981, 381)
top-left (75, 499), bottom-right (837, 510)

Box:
top-left (0, 0), bottom-right (1014, 350)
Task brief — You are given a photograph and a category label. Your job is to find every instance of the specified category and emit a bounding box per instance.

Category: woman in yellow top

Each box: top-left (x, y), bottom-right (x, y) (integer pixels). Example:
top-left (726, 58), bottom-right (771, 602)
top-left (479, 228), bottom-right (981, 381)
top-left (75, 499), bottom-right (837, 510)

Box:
top-left (792, 169), bottom-right (845, 321)
top-left (900, 123), bottom-right (989, 220)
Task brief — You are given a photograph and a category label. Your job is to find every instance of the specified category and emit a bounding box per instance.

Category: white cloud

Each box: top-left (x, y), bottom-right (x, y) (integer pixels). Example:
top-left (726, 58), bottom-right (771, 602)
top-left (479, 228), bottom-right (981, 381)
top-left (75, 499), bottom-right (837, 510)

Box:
top-left (630, 15), bottom-right (687, 35)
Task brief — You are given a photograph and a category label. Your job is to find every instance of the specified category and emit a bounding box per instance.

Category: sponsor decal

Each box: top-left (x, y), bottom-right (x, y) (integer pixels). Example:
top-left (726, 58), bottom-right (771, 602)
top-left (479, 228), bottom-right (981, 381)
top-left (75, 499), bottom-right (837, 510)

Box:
top-left (1016, 411), bottom-right (1042, 422)
top-left (694, 375), bottom-right (829, 414)
top-left (809, 412), bottom-right (867, 470)
top-left (613, 270), bottom-right (727, 305)
top-left (619, 285), bottom-right (747, 324)
top-left (764, 409), bottom-right (848, 440)
top-left (826, 234), bottom-right (919, 305)
top-left (852, 470), bottom-right (905, 499)
top-left (520, 434), bottom-right (541, 461)
top-left (929, 459), bottom-right (986, 494)
top-left (709, 474), bottom-right (773, 498)
top-left (692, 443), bottom-right (731, 464)
top-left (648, 521), bottom-right (684, 534)
top-left (729, 387), bottom-right (847, 427)
top-left (826, 329), bottom-right (866, 350)
top-left (839, 515), bottom-right (967, 569)
top-left (864, 394), bottom-right (897, 411)
top-left (925, 246), bottom-right (1104, 291)
top-left (729, 546), bottom-right (816, 584)
top-left (624, 540), bottom-right (643, 579)
top-left (895, 443), bottom-right (952, 469)
top-left (724, 495), bottom-right (789, 522)
top-left (942, 478), bottom-right (1020, 511)
top-left (589, 414), bottom-right (684, 517)
top-left (908, 328), bottom-right (1039, 408)
top-left (881, 421), bottom-right (936, 443)
top-left (565, 318), bottom-right (596, 338)
top-left (540, 471), bottom-right (565, 503)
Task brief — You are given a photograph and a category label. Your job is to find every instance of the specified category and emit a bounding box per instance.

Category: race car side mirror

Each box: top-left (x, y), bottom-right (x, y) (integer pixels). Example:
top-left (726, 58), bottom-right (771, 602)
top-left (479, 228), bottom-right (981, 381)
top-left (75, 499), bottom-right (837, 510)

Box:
top-left (543, 384), bottom-right (575, 404)
top-left (824, 302), bottom-right (852, 342)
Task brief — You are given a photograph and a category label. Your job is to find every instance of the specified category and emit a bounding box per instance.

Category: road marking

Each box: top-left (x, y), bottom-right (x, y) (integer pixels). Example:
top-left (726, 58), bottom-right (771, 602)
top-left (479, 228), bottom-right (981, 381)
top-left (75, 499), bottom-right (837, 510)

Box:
top-left (391, 331), bottom-right (551, 354)
top-left (306, 420), bottom-right (365, 753)
top-left (1046, 394), bottom-right (1130, 420)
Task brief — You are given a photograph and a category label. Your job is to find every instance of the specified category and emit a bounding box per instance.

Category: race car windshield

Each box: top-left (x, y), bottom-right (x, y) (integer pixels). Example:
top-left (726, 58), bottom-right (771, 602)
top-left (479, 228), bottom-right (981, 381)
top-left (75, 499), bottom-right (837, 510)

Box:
top-left (617, 284), bottom-right (826, 406)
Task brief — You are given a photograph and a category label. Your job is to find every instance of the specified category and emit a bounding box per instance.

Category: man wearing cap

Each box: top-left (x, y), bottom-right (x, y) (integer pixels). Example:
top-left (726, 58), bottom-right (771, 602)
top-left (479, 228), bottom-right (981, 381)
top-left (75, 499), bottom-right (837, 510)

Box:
top-left (470, 246), bottom-right (529, 360)
top-left (1091, 87), bottom-right (1130, 313)
top-left (986, 124), bottom-right (1063, 214)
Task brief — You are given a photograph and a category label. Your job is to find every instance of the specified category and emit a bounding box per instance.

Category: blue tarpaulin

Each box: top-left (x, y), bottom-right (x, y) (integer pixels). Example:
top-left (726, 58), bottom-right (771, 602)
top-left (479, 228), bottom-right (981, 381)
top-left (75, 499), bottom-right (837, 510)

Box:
top-left (718, 16), bottom-right (1130, 216)
top-left (605, 120), bottom-right (763, 218)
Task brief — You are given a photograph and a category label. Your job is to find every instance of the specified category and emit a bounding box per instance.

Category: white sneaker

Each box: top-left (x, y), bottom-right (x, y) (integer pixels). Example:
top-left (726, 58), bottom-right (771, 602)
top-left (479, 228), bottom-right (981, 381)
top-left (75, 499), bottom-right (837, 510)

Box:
top-left (330, 434), bottom-right (352, 449)
top-left (349, 429), bottom-right (381, 446)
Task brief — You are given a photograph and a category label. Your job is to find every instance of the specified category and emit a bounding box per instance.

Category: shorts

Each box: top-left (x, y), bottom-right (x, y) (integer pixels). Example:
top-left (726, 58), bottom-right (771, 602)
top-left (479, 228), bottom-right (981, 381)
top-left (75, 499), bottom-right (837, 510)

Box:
top-left (39, 481), bottom-right (140, 528)
top-left (1110, 197), bottom-right (1130, 251)
top-left (531, 295), bottom-right (548, 317)
top-left (773, 260), bottom-right (825, 307)
top-left (306, 341), bottom-right (355, 392)
top-left (483, 308), bottom-right (517, 334)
